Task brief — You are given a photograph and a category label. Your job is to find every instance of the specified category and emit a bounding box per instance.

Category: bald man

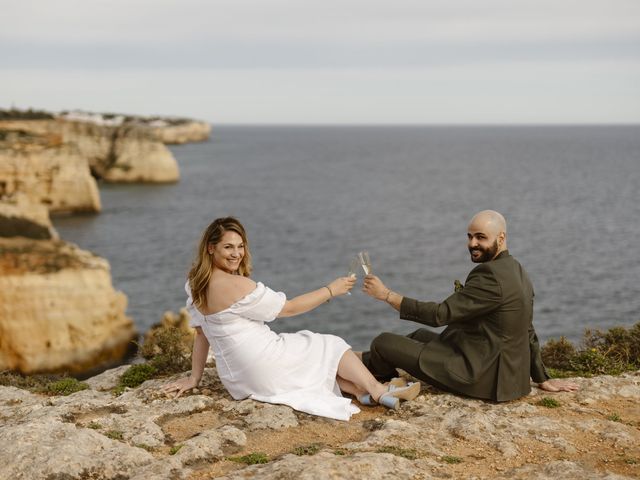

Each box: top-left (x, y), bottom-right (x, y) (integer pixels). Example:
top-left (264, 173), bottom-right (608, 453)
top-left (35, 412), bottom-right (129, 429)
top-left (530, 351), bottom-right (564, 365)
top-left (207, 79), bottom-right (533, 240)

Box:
top-left (361, 210), bottom-right (577, 402)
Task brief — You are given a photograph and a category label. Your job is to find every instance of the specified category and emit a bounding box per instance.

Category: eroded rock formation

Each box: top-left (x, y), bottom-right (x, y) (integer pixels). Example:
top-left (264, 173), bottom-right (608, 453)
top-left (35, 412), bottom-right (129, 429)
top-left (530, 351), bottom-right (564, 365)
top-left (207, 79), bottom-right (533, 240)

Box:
top-left (0, 237), bottom-right (137, 374)
top-left (0, 119), bottom-right (180, 183)
top-left (0, 129), bottom-right (101, 213)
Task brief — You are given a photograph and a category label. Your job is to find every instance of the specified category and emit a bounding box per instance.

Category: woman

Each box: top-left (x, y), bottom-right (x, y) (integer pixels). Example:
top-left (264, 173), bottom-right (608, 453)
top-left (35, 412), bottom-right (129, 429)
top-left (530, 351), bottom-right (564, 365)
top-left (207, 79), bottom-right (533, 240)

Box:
top-left (163, 217), bottom-right (419, 420)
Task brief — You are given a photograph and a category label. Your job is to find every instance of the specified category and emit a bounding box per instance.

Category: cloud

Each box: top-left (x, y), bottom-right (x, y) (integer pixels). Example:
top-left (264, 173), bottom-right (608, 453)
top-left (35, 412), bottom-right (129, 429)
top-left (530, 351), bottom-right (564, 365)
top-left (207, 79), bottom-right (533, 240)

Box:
top-left (2, 0), bottom-right (638, 123)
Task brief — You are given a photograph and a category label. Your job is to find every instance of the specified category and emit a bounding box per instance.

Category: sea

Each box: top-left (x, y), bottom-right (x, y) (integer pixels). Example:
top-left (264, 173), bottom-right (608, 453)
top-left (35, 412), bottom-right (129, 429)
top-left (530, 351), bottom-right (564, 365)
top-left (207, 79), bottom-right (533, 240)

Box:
top-left (52, 125), bottom-right (640, 351)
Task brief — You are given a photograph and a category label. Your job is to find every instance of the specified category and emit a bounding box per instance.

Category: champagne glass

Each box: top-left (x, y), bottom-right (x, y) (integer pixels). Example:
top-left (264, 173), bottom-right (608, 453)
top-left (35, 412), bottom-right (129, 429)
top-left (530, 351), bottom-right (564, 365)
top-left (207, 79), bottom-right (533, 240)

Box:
top-left (358, 251), bottom-right (372, 275)
top-left (346, 257), bottom-right (359, 295)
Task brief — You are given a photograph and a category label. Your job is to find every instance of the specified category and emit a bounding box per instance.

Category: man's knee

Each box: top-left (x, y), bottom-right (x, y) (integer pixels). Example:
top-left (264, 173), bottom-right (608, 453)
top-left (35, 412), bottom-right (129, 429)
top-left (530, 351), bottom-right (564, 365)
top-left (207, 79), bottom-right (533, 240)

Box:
top-left (371, 332), bottom-right (400, 352)
top-left (407, 328), bottom-right (438, 344)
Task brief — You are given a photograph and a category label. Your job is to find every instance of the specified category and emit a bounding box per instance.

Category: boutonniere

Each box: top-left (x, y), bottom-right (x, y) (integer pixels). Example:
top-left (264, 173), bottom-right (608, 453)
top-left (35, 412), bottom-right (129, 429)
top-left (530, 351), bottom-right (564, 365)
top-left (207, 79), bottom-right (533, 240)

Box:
top-left (454, 279), bottom-right (463, 292)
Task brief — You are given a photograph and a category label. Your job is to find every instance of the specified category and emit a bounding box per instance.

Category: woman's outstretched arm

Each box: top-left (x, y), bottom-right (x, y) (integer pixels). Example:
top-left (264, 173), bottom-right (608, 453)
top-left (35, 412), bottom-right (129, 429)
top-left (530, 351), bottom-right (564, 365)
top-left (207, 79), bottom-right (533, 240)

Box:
top-left (278, 276), bottom-right (356, 317)
top-left (162, 327), bottom-right (210, 398)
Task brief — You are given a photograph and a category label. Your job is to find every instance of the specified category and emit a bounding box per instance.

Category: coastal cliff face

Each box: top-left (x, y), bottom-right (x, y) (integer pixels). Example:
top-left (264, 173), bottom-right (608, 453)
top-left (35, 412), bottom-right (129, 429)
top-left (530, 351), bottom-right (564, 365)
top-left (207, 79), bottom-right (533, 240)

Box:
top-left (0, 367), bottom-right (638, 479)
top-left (0, 130), bottom-right (101, 213)
top-left (0, 119), bottom-right (179, 184)
top-left (0, 195), bottom-right (58, 240)
top-left (0, 237), bottom-right (137, 374)
top-left (148, 121), bottom-right (212, 144)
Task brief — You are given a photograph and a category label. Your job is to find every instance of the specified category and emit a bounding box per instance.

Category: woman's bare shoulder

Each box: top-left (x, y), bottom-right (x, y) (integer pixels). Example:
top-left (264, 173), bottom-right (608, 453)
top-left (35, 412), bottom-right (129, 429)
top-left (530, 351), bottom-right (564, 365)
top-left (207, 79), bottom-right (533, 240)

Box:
top-left (209, 272), bottom-right (257, 305)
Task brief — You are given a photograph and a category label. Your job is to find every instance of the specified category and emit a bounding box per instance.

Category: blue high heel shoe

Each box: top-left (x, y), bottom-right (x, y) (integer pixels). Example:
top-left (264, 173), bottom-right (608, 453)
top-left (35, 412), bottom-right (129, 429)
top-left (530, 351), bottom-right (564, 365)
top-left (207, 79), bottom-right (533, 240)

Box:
top-left (357, 381), bottom-right (421, 410)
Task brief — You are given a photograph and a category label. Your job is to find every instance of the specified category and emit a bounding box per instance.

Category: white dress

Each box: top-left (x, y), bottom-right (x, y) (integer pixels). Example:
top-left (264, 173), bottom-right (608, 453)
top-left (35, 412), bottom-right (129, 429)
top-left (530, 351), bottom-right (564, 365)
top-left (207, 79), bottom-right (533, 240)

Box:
top-left (185, 281), bottom-right (361, 421)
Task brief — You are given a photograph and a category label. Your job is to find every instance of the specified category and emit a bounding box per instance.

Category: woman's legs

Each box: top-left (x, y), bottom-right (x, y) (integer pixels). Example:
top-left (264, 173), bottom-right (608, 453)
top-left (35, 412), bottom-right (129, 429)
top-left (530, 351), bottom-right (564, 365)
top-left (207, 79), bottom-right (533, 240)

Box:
top-left (337, 349), bottom-right (387, 401)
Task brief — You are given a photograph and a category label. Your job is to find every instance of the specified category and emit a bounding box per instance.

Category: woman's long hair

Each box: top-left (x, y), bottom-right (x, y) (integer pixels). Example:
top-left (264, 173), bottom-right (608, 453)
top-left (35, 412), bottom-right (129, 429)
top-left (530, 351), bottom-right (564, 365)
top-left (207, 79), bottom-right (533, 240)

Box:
top-left (187, 217), bottom-right (252, 310)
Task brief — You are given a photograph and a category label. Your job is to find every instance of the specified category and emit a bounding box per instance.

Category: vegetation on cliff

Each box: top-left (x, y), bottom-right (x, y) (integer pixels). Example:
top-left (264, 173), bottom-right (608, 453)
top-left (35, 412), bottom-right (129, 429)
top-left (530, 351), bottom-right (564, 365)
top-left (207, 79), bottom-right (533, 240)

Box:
top-left (542, 322), bottom-right (640, 377)
top-left (0, 108), bottom-right (54, 120)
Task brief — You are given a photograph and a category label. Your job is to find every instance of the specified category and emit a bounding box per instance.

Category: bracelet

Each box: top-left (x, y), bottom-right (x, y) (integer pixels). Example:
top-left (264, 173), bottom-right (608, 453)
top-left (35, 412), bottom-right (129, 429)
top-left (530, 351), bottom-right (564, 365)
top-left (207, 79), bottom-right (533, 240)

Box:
top-left (325, 285), bottom-right (334, 299)
top-left (385, 290), bottom-right (392, 302)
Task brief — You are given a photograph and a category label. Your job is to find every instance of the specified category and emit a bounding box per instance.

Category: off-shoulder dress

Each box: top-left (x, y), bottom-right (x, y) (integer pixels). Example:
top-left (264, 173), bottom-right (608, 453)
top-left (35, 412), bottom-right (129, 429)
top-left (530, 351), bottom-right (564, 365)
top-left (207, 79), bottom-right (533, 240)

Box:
top-left (185, 281), bottom-right (360, 421)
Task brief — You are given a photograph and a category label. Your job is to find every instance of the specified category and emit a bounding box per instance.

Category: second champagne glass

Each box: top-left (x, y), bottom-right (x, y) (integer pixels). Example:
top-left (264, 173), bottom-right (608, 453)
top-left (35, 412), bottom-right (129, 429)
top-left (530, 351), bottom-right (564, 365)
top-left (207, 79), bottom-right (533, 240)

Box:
top-left (358, 251), bottom-right (372, 275)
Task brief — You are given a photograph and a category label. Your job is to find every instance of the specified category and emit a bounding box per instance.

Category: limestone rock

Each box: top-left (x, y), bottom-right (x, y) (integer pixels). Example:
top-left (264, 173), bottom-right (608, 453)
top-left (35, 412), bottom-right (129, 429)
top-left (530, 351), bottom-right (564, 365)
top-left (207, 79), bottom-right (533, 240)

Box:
top-left (219, 452), bottom-right (429, 480)
top-left (1, 368), bottom-right (639, 479)
top-left (0, 119), bottom-right (179, 184)
top-left (222, 398), bottom-right (299, 431)
top-left (0, 129), bottom-right (101, 213)
top-left (497, 460), bottom-right (635, 479)
top-left (0, 194), bottom-right (58, 239)
top-left (0, 420), bottom-right (154, 480)
top-left (148, 120), bottom-right (211, 144)
top-left (84, 364), bottom-right (131, 391)
top-left (176, 425), bottom-right (246, 466)
top-left (0, 237), bottom-right (137, 374)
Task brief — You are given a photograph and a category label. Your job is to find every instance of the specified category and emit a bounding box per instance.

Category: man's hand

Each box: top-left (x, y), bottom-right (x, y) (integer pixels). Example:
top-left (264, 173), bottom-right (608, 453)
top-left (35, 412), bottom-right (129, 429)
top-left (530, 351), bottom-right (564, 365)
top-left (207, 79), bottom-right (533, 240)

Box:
top-left (362, 274), bottom-right (389, 300)
top-left (538, 379), bottom-right (580, 392)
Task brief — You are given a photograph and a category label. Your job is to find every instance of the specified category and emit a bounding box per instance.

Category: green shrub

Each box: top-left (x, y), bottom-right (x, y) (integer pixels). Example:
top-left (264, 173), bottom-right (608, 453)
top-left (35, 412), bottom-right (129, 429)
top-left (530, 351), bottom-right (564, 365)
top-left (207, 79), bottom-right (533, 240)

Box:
top-left (105, 430), bottom-right (124, 440)
top-left (46, 378), bottom-right (89, 396)
top-left (541, 337), bottom-right (576, 371)
top-left (119, 363), bottom-right (157, 388)
top-left (440, 455), bottom-right (463, 464)
top-left (228, 453), bottom-right (269, 465)
top-left (292, 444), bottom-right (322, 456)
top-left (569, 349), bottom-right (631, 376)
top-left (169, 445), bottom-right (183, 455)
top-left (536, 397), bottom-right (561, 408)
top-left (376, 446), bottom-right (419, 460)
top-left (140, 325), bottom-right (192, 374)
top-left (606, 413), bottom-right (622, 422)
top-left (542, 322), bottom-right (640, 377)
top-left (0, 372), bottom-right (60, 393)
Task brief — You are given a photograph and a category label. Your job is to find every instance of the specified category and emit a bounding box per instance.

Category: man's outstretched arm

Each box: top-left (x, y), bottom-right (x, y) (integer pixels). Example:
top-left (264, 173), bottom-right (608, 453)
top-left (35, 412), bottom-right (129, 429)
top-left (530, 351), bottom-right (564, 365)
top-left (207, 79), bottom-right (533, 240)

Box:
top-left (530, 325), bottom-right (579, 392)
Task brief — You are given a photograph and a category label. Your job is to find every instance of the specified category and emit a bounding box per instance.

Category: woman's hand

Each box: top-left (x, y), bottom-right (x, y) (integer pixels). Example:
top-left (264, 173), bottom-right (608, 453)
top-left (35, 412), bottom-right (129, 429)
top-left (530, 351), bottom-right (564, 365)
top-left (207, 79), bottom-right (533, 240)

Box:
top-left (362, 274), bottom-right (389, 300)
top-left (327, 276), bottom-right (357, 297)
top-left (162, 376), bottom-right (199, 399)
top-left (538, 379), bottom-right (580, 392)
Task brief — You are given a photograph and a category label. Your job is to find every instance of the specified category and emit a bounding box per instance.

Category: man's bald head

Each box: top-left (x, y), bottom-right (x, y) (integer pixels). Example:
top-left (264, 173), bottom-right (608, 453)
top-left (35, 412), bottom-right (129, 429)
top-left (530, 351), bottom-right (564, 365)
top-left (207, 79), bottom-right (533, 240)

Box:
top-left (467, 210), bottom-right (508, 263)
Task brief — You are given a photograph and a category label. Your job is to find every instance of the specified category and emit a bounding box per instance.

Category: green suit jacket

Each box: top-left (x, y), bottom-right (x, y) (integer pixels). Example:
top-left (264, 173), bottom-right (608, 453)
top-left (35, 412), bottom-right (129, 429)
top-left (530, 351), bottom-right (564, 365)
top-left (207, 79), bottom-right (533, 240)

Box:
top-left (399, 250), bottom-right (549, 401)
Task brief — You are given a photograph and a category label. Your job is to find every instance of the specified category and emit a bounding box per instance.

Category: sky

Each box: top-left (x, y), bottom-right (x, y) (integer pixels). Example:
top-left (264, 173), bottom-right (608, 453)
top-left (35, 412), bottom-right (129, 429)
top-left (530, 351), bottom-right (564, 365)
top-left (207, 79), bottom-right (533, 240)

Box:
top-left (1, 0), bottom-right (639, 124)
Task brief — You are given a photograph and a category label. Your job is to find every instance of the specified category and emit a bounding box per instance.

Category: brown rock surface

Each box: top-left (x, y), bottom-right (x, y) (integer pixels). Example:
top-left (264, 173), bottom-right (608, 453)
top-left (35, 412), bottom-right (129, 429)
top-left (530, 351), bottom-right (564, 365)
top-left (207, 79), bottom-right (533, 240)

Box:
top-left (1, 366), bottom-right (638, 480)
top-left (0, 194), bottom-right (58, 239)
top-left (0, 237), bottom-right (137, 373)
top-left (0, 129), bottom-right (101, 213)
top-left (0, 119), bottom-right (179, 183)
top-left (148, 120), bottom-right (212, 144)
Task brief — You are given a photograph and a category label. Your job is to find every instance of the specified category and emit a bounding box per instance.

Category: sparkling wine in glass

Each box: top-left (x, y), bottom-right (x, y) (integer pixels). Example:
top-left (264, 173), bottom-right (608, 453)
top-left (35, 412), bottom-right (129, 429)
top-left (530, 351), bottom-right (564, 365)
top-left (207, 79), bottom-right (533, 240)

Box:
top-left (358, 251), bottom-right (372, 275)
top-left (346, 257), bottom-right (359, 295)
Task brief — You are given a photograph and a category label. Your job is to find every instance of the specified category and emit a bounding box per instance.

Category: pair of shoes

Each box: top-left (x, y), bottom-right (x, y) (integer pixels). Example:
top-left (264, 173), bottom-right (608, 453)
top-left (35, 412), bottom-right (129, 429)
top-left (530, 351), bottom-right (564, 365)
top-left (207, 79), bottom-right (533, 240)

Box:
top-left (357, 393), bottom-right (375, 406)
top-left (357, 377), bottom-right (404, 405)
top-left (358, 381), bottom-right (421, 409)
top-left (388, 377), bottom-right (408, 388)
top-left (387, 381), bottom-right (421, 401)
top-left (378, 381), bottom-right (421, 410)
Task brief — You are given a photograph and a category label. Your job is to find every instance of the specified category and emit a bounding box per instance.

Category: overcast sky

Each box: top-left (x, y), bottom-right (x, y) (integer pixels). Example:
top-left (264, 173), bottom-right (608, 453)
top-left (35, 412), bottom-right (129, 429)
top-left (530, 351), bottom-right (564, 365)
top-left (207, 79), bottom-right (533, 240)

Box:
top-left (2, 0), bottom-right (639, 124)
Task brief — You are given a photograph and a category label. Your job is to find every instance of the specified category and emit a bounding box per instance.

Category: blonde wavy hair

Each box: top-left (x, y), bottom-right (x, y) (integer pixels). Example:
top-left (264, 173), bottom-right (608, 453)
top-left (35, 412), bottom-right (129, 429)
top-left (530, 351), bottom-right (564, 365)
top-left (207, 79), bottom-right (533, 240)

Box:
top-left (187, 217), bottom-right (252, 310)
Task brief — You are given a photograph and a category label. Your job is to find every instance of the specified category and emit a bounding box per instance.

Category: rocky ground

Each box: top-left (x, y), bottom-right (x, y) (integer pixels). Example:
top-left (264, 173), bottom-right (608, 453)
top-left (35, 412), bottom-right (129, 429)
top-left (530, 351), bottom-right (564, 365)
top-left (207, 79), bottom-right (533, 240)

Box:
top-left (0, 366), bottom-right (638, 480)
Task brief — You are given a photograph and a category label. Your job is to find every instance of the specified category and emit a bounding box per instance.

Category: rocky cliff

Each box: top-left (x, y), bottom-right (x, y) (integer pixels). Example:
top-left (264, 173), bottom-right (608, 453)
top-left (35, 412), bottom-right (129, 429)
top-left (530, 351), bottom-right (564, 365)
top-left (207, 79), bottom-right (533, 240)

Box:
top-left (147, 121), bottom-right (212, 144)
top-left (0, 194), bottom-right (58, 240)
top-left (59, 110), bottom-right (212, 144)
top-left (0, 129), bottom-right (101, 213)
top-left (0, 119), bottom-right (179, 183)
top-left (0, 237), bottom-right (137, 374)
top-left (0, 367), bottom-right (637, 480)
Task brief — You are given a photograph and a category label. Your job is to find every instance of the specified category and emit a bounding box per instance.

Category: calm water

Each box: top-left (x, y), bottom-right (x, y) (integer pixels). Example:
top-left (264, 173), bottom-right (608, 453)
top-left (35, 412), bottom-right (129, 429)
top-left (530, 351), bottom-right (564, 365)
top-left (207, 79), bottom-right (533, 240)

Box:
top-left (53, 126), bottom-right (640, 350)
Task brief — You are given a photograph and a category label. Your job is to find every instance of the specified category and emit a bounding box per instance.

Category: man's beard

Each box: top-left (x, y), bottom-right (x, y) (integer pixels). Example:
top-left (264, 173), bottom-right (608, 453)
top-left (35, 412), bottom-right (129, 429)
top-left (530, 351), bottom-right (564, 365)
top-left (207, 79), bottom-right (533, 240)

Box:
top-left (469, 239), bottom-right (499, 263)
